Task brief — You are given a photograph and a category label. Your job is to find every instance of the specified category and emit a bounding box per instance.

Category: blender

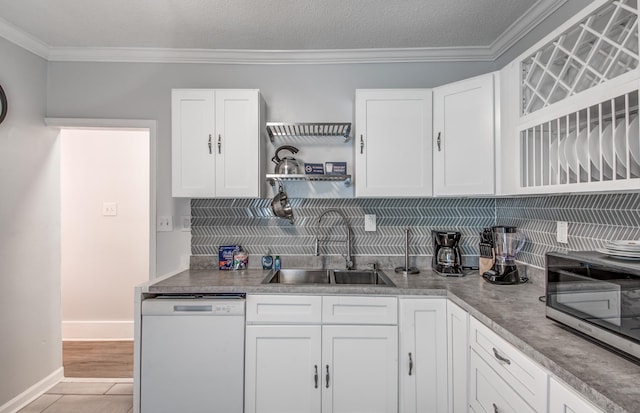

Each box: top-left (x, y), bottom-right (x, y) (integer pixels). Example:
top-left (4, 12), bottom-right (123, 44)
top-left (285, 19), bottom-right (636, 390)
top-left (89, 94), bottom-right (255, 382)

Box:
top-left (482, 226), bottom-right (526, 284)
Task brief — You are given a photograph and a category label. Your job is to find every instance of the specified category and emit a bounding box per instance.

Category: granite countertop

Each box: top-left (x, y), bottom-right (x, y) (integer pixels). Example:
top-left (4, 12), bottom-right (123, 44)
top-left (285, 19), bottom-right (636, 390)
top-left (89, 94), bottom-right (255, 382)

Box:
top-left (145, 266), bottom-right (640, 413)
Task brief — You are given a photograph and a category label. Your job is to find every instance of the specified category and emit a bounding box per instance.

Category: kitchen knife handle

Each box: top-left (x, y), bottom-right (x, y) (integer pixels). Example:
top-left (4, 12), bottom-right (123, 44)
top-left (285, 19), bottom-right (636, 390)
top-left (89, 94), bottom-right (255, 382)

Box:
top-left (492, 347), bottom-right (511, 365)
top-left (408, 352), bottom-right (413, 376)
top-left (437, 132), bottom-right (442, 151)
top-left (208, 134), bottom-right (212, 154)
top-left (218, 134), bottom-right (222, 154)
top-left (493, 402), bottom-right (500, 413)
top-left (325, 365), bottom-right (330, 388)
top-left (314, 365), bottom-right (318, 388)
top-left (360, 135), bottom-right (364, 154)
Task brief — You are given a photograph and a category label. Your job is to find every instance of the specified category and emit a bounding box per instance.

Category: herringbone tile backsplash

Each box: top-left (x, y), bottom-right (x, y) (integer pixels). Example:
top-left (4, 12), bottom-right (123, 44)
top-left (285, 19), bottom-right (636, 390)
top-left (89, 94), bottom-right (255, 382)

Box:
top-left (191, 193), bottom-right (640, 268)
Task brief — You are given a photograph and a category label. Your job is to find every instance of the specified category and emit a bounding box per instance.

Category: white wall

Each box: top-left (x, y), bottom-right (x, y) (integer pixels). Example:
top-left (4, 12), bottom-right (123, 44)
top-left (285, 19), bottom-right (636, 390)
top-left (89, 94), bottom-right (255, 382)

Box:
top-left (0, 38), bottom-right (62, 408)
top-left (61, 129), bottom-right (149, 340)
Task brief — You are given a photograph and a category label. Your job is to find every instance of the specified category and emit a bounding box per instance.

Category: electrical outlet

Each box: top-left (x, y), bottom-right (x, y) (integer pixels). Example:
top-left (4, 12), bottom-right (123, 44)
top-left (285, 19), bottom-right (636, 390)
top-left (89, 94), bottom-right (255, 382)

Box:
top-left (181, 216), bottom-right (191, 231)
top-left (158, 216), bottom-right (173, 232)
top-left (365, 214), bottom-right (377, 232)
top-left (102, 202), bottom-right (117, 216)
top-left (557, 221), bottom-right (569, 244)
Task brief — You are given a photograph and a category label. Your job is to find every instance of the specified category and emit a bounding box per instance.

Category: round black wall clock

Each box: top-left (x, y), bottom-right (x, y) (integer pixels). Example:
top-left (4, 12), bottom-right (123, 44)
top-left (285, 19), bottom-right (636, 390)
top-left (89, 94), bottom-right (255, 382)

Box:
top-left (0, 84), bottom-right (7, 125)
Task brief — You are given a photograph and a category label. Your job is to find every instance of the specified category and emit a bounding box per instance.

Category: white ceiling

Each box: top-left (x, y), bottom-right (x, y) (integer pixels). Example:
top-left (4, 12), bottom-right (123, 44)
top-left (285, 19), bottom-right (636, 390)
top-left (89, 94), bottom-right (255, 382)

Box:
top-left (0, 0), bottom-right (569, 63)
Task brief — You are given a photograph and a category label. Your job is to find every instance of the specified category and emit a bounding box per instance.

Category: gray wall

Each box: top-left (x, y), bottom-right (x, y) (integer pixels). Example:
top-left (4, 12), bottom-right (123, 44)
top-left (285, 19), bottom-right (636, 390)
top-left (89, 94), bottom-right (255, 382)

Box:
top-left (46, 60), bottom-right (496, 275)
top-left (0, 38), bottom-right (62, 406)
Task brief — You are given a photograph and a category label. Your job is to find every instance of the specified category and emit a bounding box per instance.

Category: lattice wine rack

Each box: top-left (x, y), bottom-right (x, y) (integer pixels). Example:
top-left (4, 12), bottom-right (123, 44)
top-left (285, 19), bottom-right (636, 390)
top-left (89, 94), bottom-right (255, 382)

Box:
top-left (522, 0), bottom-right (639, 116)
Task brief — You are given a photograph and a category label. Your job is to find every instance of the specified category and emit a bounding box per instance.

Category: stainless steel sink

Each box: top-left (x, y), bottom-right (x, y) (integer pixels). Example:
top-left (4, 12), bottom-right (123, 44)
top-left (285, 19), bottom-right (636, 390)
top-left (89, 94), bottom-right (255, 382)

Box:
top-left (332, 269), bottom-right (395, 286)
top-left (262, 268), bottom-right (395, 287)
top-left (262, 269), bottom-right (331, 284)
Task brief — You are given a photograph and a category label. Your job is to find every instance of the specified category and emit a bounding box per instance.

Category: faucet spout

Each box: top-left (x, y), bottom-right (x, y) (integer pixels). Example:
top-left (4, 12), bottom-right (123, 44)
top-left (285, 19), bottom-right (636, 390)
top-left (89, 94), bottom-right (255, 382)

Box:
top-left (317, 209), bottom-right (353, 270)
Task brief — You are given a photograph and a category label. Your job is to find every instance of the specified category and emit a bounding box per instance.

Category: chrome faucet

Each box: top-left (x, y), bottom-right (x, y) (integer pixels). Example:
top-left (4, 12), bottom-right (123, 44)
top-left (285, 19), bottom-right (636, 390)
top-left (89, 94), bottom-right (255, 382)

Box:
top-left (316, 209), bottom-right (353, 270)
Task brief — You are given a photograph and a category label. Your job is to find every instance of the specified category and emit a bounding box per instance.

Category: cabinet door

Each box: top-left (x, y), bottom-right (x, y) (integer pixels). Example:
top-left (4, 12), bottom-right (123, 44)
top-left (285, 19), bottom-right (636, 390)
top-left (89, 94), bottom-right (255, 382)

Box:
top-left (549, 377), bottom-right (604, 413)
top-left (245, 325), bottom-right (322, 413)
top-left (355, 89), bottom-right (433, 197)
top-left (215, 89), bottom-right (261, 197)
top-left (171, 89), bottom-right (215, 197)
top-left (447, 301), bottom-right (469, 413)
top-left (322, 325), bottom-right (398, 413)
top-left (433, 73), bottom-right (495, 196)
top-left (399, 298), bottom-right (448, 413)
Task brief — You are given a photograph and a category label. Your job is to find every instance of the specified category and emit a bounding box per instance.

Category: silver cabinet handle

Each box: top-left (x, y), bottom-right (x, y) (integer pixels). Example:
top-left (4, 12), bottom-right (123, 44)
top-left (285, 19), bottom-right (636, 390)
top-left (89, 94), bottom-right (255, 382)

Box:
top-left (437, 132), bottom-right (442, 151)
top-left (360, 134), bottom-right (364, 154)
top-left (217, 134), bottom-right (222, 154)
top-left (314, 365), bottom-right (318, 389)
top-left (325, 365), bottom-right (330, 388)
top-left (493, 402), bottom-right (500, 413)
top-left (208, 134), bottom-right (212, 154)
top-left (492, 347), bottom-right (511, 365)
top-left (408, 352), bottom-right (413, 376)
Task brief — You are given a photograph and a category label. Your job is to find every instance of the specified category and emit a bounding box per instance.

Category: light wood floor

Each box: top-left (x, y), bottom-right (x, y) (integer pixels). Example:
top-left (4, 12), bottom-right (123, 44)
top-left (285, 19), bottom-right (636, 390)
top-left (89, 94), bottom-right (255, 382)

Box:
top-left (63, 341), bottom-right (133, 378)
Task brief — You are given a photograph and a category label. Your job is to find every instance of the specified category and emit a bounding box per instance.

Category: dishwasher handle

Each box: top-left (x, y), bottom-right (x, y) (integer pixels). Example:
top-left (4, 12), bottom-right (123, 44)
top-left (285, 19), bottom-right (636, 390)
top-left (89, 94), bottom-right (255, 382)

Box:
top-left (173, 305), bottom-right (213, 312)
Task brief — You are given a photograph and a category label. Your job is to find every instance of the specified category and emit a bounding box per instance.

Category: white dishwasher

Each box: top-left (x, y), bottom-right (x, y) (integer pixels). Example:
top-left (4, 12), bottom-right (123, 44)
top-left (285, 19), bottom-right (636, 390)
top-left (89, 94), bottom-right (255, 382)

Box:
top-left (141, 294), bottom-right (245, 413)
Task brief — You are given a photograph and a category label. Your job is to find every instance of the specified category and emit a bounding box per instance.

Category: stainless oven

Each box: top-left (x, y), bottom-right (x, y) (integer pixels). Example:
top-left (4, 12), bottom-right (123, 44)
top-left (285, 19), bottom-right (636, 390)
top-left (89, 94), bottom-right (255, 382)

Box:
top-left (546, 251), bottom-right (640, 361)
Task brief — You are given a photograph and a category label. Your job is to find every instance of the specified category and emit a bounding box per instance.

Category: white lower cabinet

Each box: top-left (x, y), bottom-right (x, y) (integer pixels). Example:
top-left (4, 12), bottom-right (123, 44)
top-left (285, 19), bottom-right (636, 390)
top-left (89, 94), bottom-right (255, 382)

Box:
top-left (245, 325), bottom-right (322, 413)
top-left (549, 377), bottom-right (604, 413)
top-left (447, 301), bottom-right (469, 413)
top-left (245, 295), bottom-right (398, 413)
top-left (469, 349), bottom-right (535, 413)
top-left (399, 298), bottom-right (448, 413)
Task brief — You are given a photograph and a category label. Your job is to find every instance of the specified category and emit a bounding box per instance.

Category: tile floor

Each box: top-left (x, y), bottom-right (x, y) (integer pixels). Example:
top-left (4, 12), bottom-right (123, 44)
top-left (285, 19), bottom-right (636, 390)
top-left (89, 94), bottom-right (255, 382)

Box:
top-left (18, 380), bottom-right (133, 413)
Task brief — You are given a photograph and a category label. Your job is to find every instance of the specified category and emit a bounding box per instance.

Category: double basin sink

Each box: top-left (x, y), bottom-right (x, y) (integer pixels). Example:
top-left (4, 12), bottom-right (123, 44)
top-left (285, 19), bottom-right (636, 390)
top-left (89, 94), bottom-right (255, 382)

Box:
top-left (262, 268), bottom-right (396, 287)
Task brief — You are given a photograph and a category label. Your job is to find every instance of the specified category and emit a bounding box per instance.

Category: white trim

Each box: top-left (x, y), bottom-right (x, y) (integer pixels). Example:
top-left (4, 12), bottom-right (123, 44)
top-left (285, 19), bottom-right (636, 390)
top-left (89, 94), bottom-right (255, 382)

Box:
top-left (0, 17), bottom-right (49, 59)
top-left (0, 0), bottom-right (569, 64)
top-left (45, 118), bottom-right (157, 279)
top-left (489, 0), bottom-right (568, 59)
top-left (62, 321), bottom-right (134, 340)
top-left (0, 368), bottom-right (63, 413)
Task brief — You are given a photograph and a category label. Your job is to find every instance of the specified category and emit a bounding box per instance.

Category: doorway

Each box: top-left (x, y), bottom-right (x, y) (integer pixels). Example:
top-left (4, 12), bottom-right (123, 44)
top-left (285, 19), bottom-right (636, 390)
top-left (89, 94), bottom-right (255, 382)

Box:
top-left (58, 125), bottom-right (154, 378)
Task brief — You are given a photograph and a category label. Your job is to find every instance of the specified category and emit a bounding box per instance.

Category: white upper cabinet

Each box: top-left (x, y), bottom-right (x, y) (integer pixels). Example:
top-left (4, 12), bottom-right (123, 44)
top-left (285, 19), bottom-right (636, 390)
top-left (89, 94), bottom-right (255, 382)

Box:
top-left (172, 89), bottom-right (263, 198)
top-left (172, 89), bottom-right (216, 197)
top-left (355, 89), bottom-right (433, 197)
top-left (433, 73), bottom-right (496, 196)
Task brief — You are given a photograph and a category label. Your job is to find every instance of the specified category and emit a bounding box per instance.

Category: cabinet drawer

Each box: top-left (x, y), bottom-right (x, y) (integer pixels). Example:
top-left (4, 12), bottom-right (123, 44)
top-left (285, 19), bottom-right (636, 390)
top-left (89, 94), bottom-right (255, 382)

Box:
top-left (469, 349), bottom-right (535, 413)
top-left (246, 295), bottom-right (322, 324)
top-left (322, 296), bottom-right (398, 325)
top-left (469, 317), bottom-right (547, 412)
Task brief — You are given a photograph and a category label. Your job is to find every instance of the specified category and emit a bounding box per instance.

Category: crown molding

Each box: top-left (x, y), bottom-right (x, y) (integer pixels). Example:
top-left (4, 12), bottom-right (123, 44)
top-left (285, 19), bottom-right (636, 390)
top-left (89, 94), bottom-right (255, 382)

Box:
top-left (0, 0), bottom-right (567, 64)
top-left (0, 17), bottom-right (49, 59)
top-left (46, 45), bottom-right (496, 64)
top-left (489, 0), bottom-right (568, 59)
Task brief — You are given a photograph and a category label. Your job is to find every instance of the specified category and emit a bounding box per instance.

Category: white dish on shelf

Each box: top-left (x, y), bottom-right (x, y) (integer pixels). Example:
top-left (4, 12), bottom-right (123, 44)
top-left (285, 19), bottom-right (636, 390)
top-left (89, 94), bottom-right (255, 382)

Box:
top-left (576, 127), bottom-right (589, 171)
top-left (559, 132), bottom-right (568, 169)
top-left (614, 118), bottom-right (629, 167)
top-left (629, 115), bottom-right (639, 164)
top-left (549, 138), bottom-right (559, 180)
top-left (564, 130), bottom-right (578, 173)
top-left (601, 121), bottom-right (614, 169)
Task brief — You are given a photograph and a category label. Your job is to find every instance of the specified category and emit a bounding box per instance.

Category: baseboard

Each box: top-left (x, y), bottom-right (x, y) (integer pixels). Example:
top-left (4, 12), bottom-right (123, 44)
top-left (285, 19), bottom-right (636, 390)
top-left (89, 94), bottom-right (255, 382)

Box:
top-left (0, 367), bottom-right (63, 413)
top-left (62, 321), bottom-right (133, 340)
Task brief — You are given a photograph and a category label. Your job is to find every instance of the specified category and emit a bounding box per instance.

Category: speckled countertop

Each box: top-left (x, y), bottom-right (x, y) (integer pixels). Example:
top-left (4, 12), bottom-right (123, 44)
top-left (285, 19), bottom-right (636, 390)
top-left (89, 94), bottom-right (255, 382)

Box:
top-left (145, 266), bottom-right (640, 413)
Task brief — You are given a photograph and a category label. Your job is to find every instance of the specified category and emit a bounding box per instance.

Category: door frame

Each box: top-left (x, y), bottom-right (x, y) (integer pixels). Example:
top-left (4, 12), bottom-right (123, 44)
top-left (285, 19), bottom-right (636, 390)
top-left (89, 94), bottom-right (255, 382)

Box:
top-left (46, 117), bottom-right (157, 279)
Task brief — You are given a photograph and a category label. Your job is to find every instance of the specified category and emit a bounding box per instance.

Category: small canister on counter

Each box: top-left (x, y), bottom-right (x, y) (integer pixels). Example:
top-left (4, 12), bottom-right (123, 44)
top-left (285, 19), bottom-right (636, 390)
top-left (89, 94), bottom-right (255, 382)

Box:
top-left (233, 249), bottom-right (249, 270)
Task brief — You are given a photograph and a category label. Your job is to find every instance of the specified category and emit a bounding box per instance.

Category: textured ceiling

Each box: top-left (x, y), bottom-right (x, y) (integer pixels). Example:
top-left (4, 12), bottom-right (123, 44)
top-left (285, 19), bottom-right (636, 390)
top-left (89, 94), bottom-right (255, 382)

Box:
top-left (0, 0), bottom-right (538, 50)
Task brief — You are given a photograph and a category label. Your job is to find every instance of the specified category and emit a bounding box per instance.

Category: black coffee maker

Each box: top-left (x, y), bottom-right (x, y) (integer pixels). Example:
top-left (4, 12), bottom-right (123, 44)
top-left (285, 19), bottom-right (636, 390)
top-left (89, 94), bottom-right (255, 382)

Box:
top-left (432, 230), bottom-right (463, 276)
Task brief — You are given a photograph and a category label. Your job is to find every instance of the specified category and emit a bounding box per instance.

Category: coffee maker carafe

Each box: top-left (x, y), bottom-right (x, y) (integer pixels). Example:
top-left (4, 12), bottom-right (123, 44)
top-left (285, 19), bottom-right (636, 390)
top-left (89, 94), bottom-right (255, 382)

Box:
top-left (432, 230), bottom-right (463, 276)
top-left (482, 226), bottom-right (526, 284)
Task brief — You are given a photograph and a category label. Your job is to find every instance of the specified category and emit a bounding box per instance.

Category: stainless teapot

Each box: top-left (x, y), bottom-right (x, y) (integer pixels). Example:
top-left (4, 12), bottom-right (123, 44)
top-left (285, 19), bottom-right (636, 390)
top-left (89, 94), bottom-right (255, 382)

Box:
top-left (272, 145), bottom-right (302, 174)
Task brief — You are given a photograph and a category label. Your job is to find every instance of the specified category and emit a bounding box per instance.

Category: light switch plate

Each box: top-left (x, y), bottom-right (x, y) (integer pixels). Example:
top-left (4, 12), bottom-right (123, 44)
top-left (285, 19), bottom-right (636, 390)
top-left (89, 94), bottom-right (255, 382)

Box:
top-left (557, 221), bottom-right (568, 244)
top-left (102, 202), bottom-right (117, 216)
top-left (158, 216), bottom-right (173, 232)
top-left (365, 214), bottom-right (376, 232)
